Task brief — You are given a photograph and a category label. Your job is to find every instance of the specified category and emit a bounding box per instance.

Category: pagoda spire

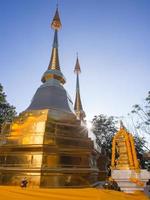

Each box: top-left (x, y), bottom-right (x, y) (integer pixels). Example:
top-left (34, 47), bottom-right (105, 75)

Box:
top-left (41, 7), bottom-right (65, 84)
top-left (74, 56), bottom-right (86, 121)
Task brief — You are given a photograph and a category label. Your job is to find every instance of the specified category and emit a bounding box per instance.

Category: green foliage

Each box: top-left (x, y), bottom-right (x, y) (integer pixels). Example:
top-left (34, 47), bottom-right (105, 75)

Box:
top-left (0, 83), bottom-right (16, 131)
top-left (103, 180), bottom-right (120, 191)
top-left (92, 114), bottom-right (117, 158)
top-left (134, 135), bottom-right (148, 169)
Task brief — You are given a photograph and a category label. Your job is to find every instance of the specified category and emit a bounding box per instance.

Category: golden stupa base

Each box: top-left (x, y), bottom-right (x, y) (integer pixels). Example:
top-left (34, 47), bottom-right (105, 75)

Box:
top-left (0, 109), bottom-right (99, 187)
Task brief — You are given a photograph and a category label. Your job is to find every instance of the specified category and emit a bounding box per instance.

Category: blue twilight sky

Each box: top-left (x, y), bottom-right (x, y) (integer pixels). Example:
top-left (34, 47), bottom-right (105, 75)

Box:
top-left (0, 0), bottom-right (150, 122)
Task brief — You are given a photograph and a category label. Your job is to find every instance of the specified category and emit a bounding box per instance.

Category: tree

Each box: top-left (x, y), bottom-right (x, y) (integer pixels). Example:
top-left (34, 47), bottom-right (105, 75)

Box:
top-left (0, 83), bottom-right (16, 132)
top-left (134, 135), bottom-right (148, 169)
top-left (92, 114), bottom-right (117, 159)
top-left (131, 91), bottom-right (150, 135)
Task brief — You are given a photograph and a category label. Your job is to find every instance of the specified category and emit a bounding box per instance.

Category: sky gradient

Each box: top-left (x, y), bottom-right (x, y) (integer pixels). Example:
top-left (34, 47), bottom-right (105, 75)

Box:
top-left (0, 0), bottom-right (150, 124)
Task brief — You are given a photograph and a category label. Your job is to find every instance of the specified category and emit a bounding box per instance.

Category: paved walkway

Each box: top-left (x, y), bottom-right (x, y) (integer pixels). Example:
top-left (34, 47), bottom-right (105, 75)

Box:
top-left (0, 186), bottom-right (149, 200)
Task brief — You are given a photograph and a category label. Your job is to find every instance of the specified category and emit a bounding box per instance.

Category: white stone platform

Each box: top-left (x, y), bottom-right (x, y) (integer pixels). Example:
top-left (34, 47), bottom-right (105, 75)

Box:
top-left (111, 169), bottom-right (150, 193)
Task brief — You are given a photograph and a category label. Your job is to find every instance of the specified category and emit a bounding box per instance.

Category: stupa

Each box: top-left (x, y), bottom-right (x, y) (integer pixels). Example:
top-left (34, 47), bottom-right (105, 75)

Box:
top-left (0, 8), bottom-right (99, 187)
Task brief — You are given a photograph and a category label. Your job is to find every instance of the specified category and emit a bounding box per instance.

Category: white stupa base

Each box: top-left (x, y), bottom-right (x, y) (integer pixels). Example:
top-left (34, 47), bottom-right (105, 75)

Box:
top-left (111, 169), bottom-right (150, 193)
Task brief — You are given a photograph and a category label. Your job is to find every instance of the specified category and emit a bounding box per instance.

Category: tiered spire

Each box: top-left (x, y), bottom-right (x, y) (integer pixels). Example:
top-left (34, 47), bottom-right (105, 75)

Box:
top-left (74, 56), bottom-right (85, 121)
top-left (41, 7), bottom-right (65, 84)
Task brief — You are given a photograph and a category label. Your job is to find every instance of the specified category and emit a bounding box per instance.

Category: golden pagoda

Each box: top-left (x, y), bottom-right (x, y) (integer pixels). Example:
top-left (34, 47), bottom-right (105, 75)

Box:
top-left (111, 121), bottom-right (139, 170)
top-left (0, 8), bottom-right (99, 187)
top-left (74, 56), bottom-right (86, 121)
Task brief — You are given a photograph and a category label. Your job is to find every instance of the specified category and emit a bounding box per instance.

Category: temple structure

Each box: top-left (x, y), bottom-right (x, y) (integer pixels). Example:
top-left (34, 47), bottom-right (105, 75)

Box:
top-left (74, 56), bottom-right (86, 121)
top-left (0, 8), bottom-right (99, 187)
top-left (111, 121), bottom-right (139, 170)
top-left (111, 121), bottom-right (149, 193)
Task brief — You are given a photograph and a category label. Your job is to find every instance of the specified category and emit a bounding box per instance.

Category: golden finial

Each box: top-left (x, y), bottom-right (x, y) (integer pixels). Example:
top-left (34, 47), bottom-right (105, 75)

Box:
top-left (74, 54), bottom-right (81, 74)
top-left (51, 7), bottom-right (62, 30)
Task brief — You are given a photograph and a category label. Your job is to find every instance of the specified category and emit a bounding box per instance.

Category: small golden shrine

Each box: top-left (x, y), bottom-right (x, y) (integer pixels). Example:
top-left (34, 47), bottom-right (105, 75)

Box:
top-left (111, 121), bottom-right (139, 171)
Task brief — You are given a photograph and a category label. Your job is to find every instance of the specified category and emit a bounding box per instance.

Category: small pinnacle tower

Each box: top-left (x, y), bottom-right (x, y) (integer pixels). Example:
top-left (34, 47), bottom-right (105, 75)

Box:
top-left (74, 56), bottom-right (86, 121)
top-left (120, 120), bottom-right (125, 129)
top-left (0, 7), bottom-right (99, 187)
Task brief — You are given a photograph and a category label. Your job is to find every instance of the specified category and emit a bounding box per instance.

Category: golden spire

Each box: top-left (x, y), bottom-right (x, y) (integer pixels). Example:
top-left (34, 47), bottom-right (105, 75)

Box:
top-left (74, 56), bottom-right (86, 121)
top-left (41, 7), bottom-right (65, 84)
